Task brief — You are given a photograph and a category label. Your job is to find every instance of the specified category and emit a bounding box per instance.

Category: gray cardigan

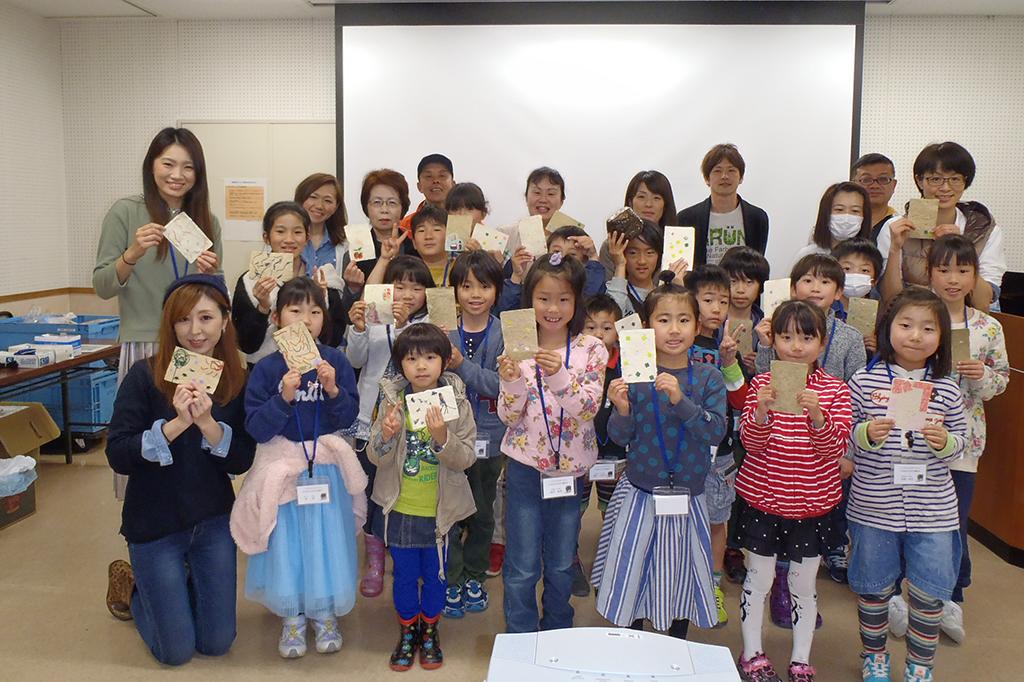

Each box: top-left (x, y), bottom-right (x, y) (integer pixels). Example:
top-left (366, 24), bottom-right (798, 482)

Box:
top-left (755, 311), bottom-right (867, 381)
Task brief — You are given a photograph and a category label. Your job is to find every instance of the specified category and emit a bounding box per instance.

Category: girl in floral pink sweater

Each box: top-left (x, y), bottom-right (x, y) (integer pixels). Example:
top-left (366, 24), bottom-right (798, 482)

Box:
top-left (497, 253), bottom-right (607, 633)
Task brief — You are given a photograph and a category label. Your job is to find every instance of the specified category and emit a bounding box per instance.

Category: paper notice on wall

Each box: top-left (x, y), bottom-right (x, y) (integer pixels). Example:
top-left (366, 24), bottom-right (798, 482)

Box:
top-left (224, 178), bottom-right (267, 241)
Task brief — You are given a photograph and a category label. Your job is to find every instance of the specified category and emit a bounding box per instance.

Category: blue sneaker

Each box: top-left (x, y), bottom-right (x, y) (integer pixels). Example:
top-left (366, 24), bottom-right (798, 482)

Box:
top-left (463, 579), bottom-right (489, 613)
top-left (443, 585), bottom-right (464, 618)
top-left (904, 662), bottom-right (933, 681)
top-left (861, 653), bottom-right (890, 681)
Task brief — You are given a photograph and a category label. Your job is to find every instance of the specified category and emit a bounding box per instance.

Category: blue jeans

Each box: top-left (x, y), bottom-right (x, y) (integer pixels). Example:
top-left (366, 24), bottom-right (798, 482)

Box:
top-left (503, 459), bottom-right (582, 633)
top-left (847, 520), bottom-right (961, 602)
top-left (127, 514), bottom-right (237, 666)
top-left (951, 470), bottom-right (975, 602)
top-left (390, 546), bottom-right (446, 620)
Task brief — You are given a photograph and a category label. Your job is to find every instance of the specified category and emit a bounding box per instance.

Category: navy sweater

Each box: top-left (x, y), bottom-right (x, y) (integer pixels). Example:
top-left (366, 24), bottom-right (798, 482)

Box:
top-left (447, 317), bottom-right (506, 458)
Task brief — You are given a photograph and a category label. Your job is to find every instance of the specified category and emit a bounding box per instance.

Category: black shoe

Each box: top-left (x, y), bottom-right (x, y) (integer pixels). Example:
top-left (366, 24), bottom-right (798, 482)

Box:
top-left (571, 556), bottom-right (590, 597)
top-left (419, 615), bottom-right (444, 669)
top-left (389, 616), bottom-right (419, 671)
top-left (724, 548), bottom-right (747, 584)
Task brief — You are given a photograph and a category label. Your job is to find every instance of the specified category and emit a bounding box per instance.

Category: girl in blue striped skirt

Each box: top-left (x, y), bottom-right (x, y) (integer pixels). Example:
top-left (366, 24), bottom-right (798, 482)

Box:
top-left (591, 272), bottom-right (728, 637)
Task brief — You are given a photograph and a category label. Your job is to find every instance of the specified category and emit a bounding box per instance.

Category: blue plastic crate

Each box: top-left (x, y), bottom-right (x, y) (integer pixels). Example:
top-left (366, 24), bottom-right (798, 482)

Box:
top-left (15, 364), bottom-right (118, 434)
top-left (0, 314), bottom-right (120, 349)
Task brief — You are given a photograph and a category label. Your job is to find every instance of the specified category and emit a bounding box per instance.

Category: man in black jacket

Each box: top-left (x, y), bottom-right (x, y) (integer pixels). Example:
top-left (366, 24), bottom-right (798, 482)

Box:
top-left (676, 143), bottom-right (769, 267)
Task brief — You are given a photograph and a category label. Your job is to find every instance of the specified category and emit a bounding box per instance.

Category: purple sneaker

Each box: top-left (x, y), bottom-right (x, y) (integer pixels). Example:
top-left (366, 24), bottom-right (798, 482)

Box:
top-left (771, 565), bottom-right (823, 630)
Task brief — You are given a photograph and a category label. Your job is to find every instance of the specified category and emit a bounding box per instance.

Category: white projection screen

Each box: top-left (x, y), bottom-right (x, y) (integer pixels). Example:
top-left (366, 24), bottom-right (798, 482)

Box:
top-left (341, 22), bottom-right (858, 275)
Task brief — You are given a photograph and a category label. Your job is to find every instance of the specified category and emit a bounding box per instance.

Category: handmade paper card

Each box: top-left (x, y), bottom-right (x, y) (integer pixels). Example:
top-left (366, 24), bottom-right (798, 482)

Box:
top-left (728, 319), bottom-right (754, 356)
top-left (885, 377), bottom-right (934, 430)
top-left (846, 297), bottom-right (880, 336)
top-left (663, 226), bottom-right (695, 268)
top-left (546, 210), bottom-right (584, 231)
top-left (762, 278), bottom-right (791, 318)
top-left (517, 215), bottom-right (548, 256)
top-left (951, 328), bottom-right (972, 365)
top-left (426, 287), bottom-right (458, 330)
top-left (249, 251), bottom-right (292, 284)
top-left (472, 224), bottom-right (509, 253)
top-left (907, 198), bottom-right (939, 240)
top-left (606, 207), bottom-right (643, 240)
top-left (500, 309), bottom-right (538, 361)
top-left (164, 212), bottom-right (212, 263)
top-left (620, 329), bottom-right (657, 384)
top-left (163, 346), bottom-right (223, 394)
top-left (445, 214), bottom-right (473, 252)
top-left (347, 223), bottom-right (375, 262)
top-left (363, 284), bottom-right (395, 326)
top-left (272, 321), bottom-right (321, 374)
top-left (405, 385), bottom-right (459, 430)
top-left (770, 360), bottom-right (808, 414)
top-left (615, 313), bottom-right (642, 333)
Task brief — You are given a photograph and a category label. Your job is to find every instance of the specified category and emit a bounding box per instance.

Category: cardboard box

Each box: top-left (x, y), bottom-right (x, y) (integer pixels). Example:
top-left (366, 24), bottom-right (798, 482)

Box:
top-left (0, 349), bottom-right (56, 368)
top-left (0, 403), bottom-right (60, 531)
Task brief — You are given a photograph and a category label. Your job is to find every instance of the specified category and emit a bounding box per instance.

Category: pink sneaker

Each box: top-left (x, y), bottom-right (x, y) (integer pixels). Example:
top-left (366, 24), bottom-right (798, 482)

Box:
top-left (787, 661), bottom-right (816, 682)
top-left (737, 653), bottom-right (783, 682)
top-left (360, 534), bottom-right (385, 598)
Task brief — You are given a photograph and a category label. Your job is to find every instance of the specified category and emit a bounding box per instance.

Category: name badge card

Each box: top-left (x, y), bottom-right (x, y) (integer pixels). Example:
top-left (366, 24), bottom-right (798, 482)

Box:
top-left (474, 434), bottom-right (490, 460)
top-left (297, 477), bottom-right (331, 505)
top-left (541, 473), bottom-right (577, 500)
top-left (893, 463), bottom-right (927, 486)
top-left (589, 461), bottom-right (617, 481)
top-left (652, 486), bottom-right (690, 516)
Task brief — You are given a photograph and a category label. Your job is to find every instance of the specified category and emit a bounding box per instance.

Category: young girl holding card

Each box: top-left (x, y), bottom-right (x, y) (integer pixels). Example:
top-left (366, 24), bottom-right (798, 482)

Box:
top-left (231, 277), bottom-right (361, 658)
top-left (733, 300), bottom-right (853, 682)
top-left (496, 253), bottom-right (608, 633)
top-left (345, 255), bottom-right (433, 597)
top-left (232, 202), bottom-right (346, 365)
top-left (366, 323), bottom-right (476, 670)
top-left (591, 272), bottom-right (727, 638)
top-left (105, 274), bottom-right (253, 664)
top-left (845, 286), bottom-right (968, 682)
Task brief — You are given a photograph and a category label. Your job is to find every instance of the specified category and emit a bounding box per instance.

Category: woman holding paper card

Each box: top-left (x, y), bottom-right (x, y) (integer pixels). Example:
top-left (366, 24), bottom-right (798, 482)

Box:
top-left (235, 277), bottom-right (362, 659)
top-left (845, 286), bottom-right (968, 682)
top-left (598, 170), bottom-right (677, 279)
top-left (524, 166), bottom-right (566, 228)
top-left (591, 273), bottom-right (727, 639)
top-left (105, 274), bottom-right (253, 665)
top-left (792, 182), bottom-right (873, 263)
top-left (733, 300), bottom-right (852, 682)
top-left (877, 142), bottom-right (1006, 311)
top-left (496, 253), bottom-right (608, 633)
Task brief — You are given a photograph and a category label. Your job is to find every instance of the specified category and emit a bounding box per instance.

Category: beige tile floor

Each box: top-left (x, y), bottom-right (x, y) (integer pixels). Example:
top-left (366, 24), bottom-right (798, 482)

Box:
top-left (1, 447), bottom-right (1021, 681)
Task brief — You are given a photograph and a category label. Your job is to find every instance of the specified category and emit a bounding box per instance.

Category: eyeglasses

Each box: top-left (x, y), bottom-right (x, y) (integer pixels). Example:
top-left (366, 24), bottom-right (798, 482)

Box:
top-left (921, 175), bottom-right (966, 189)
top-left (369, 199), bottom-right (401, 209)
top-left (855, 176), bottom-right (894, 187)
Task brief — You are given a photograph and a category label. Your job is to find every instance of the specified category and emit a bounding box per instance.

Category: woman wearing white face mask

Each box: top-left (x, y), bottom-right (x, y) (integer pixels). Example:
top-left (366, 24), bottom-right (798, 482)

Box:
top-left (792, 182), bottom-right (873, 265)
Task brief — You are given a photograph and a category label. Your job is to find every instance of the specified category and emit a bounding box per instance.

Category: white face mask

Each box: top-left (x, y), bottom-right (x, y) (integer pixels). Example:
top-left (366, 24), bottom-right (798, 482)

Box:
top-left (844, 272), bottom-right (873, 298)
top-left (829, 213), bottom-right (863, 240)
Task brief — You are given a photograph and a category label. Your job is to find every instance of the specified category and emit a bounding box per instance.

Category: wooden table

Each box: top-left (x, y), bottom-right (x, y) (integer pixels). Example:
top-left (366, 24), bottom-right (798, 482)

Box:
top-left (0, 343), bottom-right (120, 463)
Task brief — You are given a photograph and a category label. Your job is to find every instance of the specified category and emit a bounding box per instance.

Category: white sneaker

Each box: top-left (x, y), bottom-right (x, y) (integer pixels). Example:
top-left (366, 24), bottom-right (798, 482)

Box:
top-left (940, 600), bottom-right (965, 644)
top-left (889, 595), bottom-right (909, 638)
top-left (279, 616), bottom-right (307, 658)
top-left (311, 616), bottom-right (343, 653)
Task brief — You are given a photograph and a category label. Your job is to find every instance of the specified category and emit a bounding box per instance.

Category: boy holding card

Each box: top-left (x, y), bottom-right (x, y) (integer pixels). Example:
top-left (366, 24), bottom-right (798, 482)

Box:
top-left (441, 251), bottom-right (507, 617)
top-left (235, 277), bottom-right (362, 659)
top-left (719, 246), bottom-right (770, 376)
top-left (606, 220), bottom-right (665, 317)
top-left (845, 287), bottom-right (968, 682)
top-left (832, 238), bottom-right (884, 354)
top-left (877, 142), bottom-right (1005, 311)
top-left (367, 323), bottom-right (476, 671)
top-left (734, 300), bottom-right (852, 682)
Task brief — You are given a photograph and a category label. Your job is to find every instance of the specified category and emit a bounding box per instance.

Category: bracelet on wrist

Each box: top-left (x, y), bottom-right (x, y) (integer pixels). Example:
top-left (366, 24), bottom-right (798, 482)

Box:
top-left (121, 252), bottom-right (138, 266)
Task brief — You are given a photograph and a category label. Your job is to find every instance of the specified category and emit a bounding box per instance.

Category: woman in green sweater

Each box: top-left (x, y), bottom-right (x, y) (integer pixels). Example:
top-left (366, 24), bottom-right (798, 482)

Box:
top-left (93, 127), bottom-right (223, 506)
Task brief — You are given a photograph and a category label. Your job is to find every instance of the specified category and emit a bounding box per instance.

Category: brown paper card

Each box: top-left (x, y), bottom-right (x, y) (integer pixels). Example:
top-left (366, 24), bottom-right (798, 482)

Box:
top-left (163, 346), bottom-right (223, 394)
top-left (907, 198), bottom-right (939, 239)
top-left (770, 360), bottom-right (808, 414)
top-left (500, 309), bottom-right (538, 361)
top-left (951, 328), bottom-right (972, 365)
top-left (164, 212), bottom-right (212, 263)
top-left (445, 214), bottom-right (473, 252)
top-left (426, 287), bottom-right (458, 330)
top-left (546, 210), bottom-right (584, 231)
top-left (846, 297), bottom-right (879, 336)
top-left (517, 215), bottom-right (548, 256)
top-left (606, 207), bottom-right (643, 239)
top-left (272, 321), bottom-right (321, 374)
top-left (728, 319), bottom-right (754, 356)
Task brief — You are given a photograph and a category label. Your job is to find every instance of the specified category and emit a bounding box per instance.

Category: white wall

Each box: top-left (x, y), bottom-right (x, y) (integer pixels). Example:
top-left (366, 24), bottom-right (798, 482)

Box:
top-left (0, 2), bottom-right (68, 295)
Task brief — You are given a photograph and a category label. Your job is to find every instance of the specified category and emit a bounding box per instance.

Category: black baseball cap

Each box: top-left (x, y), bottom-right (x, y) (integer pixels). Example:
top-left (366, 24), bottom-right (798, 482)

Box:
top-left (417, 153), bottom-right (454, 177)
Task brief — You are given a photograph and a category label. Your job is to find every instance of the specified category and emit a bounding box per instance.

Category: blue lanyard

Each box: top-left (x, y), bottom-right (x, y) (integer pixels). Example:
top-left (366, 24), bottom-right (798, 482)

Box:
top-left (595, 353), bottom-right (620, 448)
top-left (884, 361), bottom-right (931, 383)
top-left (291, 383), bottom-right (321, 479)
top-left (458, 317), bottom-right (493, 421)
top-left (649, 363), bottom-right (694, 488)
top-left (627, 282), bottom-right (645, 306)
top-left (441, 259), bottom-right (454, 286)
top-left (820, 318), bottom-right (838, 369)
top-left (169, 248), bottom-right (189, 280)
top-left (534, 331), bottom-right (572, 468)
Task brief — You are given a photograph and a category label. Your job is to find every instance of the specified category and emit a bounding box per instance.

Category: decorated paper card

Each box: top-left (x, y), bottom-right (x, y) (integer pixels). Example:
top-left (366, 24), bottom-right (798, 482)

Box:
top-left (517, 215), bottom-right (548, 256)
top-left (728, 319), bottom-right (754, 356)
top-left (770, 360), bottom-right (808, 414)
top-left (663, 226), bottom-right (695, 268)
top-left (606, 207), bottom-right (643, 240)
top-left (546, 210), bottom-right (584, 231)
top-left (620, 329), bottom-right (657, 384)
top-left (951, 328), bottom-right (972, 365)
top-left (363, 284), bottom-right (395, 326)
top-left (163, 346), bottom-right (223, 394)
top-left (846, 297), bottom-right (880, 336)
top-left (426, 287), bottom-right (458, 330)
top-left (272, 321), bottom-right (321, 374)
top-left (249, 250), bottom-right (292, 284)
top-left (164, 212), bottom-right (212, 263)
top-left (472, 224), bottom-right (509, 254)
top-left (405, 385), bottom-right (459, 430)
top-left (346, 223), bottom-right (375, 262)
top-left (615, 313), bottom-right (642, 333)
top-left (907, 198), bottom-right (939, 240)
top-left (762, 278), bottom-right (791, 319)
top-left (500, 308), bottom-right (539, 361)
top-left (445, 214), bottom-right (473, 252)
top-left (885, 377), bottom-right (934, 430)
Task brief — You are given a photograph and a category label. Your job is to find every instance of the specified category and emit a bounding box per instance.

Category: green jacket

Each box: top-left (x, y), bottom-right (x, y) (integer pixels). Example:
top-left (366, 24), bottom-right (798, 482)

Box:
top-left (92, 195), bottom-right (223, 343)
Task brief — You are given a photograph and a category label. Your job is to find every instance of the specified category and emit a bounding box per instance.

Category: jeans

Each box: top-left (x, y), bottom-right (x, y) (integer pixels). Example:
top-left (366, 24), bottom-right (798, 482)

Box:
top-left (447, 456), bottom-right (503, 585)
top-left (847, 520), bottom-right (961, 602)
top-left (502, 459), bottom-right (582, 633)
top-left (390, 546), bottom-right (446, 620)
top-left (127, 514), bottom-right (237, 666)
top-left (951, 470), bottom-right (975, 602)
top-left (355, 438), bottom-right (381, 535)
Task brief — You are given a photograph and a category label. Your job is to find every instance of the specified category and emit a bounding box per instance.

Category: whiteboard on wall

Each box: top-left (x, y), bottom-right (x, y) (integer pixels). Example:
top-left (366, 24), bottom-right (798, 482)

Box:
top-left (342, 24), bottom-right (857, 276)
top-left (180, 121), bottom-right (335, 289)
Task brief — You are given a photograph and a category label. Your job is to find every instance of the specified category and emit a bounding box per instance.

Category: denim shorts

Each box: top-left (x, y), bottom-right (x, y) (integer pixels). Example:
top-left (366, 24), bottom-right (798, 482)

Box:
top-left (703, 458), bottom-right (736, 525)
top-left (847, 520), bottom-right (962, 601)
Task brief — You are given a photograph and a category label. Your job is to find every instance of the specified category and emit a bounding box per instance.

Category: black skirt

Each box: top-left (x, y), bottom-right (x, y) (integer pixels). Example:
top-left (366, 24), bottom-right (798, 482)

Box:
top-left (731, 496), bottom-right (846, 561)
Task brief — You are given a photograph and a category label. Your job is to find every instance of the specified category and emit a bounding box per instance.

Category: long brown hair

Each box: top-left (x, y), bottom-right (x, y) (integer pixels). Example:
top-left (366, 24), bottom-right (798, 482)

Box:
top-left (142, 127), bottom-right (214, 260)
top-left (294, 173), bottom-right (347, 244)
top-left (150, 283), bottom-right (247, 405)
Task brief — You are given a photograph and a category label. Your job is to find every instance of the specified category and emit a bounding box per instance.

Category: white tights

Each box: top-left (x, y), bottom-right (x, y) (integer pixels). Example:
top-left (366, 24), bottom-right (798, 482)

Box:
top-left (739, 552), bottom-right (819, 664)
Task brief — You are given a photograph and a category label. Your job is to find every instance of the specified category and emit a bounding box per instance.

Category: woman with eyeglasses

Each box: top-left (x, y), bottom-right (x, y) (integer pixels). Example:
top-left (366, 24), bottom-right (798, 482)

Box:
top-left (877, 142), bottom-right (1006, 311)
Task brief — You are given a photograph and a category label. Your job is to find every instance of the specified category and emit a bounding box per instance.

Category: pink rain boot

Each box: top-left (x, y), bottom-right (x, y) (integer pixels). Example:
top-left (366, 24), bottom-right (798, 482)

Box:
top-left (360, 533), bottom-right (385, 598)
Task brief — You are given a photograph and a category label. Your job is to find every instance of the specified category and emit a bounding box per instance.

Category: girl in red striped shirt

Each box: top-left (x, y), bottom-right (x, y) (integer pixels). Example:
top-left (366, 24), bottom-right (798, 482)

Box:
top-left (732, 300), bottom-right (853, 682)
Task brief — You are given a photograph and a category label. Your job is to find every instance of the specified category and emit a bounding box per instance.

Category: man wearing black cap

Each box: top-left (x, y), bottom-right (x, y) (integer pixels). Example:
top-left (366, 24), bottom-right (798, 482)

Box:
top-left (399, 153), bottom-right (455, 235)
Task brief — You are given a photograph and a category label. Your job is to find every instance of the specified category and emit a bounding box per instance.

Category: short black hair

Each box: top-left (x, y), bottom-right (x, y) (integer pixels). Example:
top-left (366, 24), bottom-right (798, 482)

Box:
top-left (444, 182), bottom-right (487, 215)
top-left (262, 200), bottom-right (310, 237)
top-left (547, 225), bottom-right (588, 249)
top-left (448, 250), bottom-right (503, 303)
top-left (275, 276), bottom-right (327, 317)
top-left (585, 293), bottom-right (623, 321)
top-left (521, 254), bottom-right (587, 335)
top-left (384, 255), bottom-right (434, 289)
top-left (851, 153), bottom-right (895, 176)
top-left (913, 142), bottom-right (976, 191)
top-left (411, 205), bottom-right (448, 231)
top-left (771, 299), bottom-right (827, 340)
top-left (525, 166), bottom-right (566, 200)
top-left (927, 234), bottom-right (979, 273)
top-left (643, 271), bottom-right (699, 323)
top-left (877, 285), bottom-right (952, 379)
top-left (417, 153), bottom-right (453, 177)
top-left (683, 264), bottom-right (731, 297)
top-left (832, 238), bottom-right (884, 280)
top-left (719, 246), bottom-right (770, 288)
top-left (790, 253), bottom-right (846, 290)
top-left (390, 322), bottom-right (452, 372)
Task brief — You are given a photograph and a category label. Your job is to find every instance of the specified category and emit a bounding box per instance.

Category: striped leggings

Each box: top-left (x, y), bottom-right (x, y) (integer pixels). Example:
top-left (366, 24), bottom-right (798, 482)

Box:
top-left (858, 581), bottom-right (942, 667)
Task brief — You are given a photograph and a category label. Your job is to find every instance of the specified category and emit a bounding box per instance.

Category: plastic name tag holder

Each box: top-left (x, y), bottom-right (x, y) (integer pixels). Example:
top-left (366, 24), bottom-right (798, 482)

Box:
top-left (474, 433), bottom-right (490, 460)
top-left (297, 476), bottom-right (331, 505)
top-left (541, 471), bottom-right (577, 500)
top-left (652, 485), bottom-right (690, 516)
